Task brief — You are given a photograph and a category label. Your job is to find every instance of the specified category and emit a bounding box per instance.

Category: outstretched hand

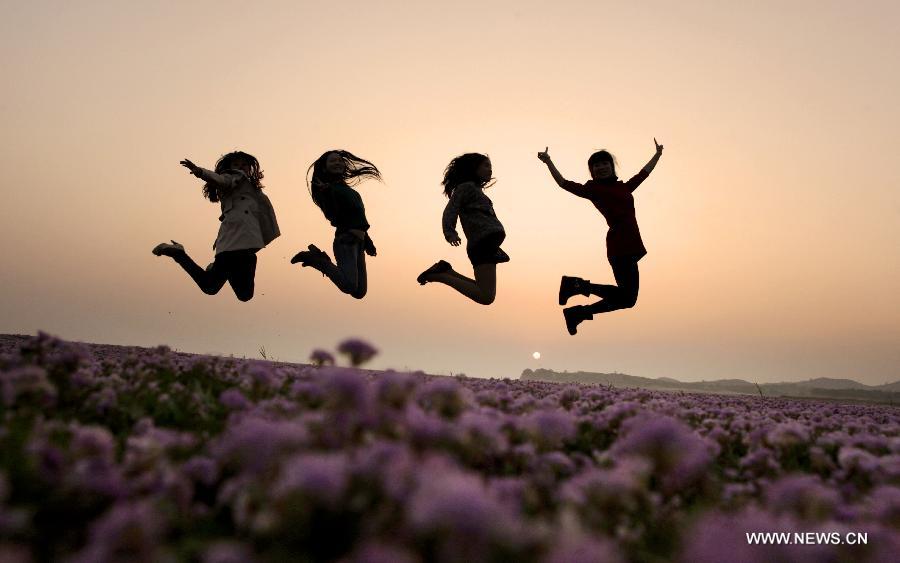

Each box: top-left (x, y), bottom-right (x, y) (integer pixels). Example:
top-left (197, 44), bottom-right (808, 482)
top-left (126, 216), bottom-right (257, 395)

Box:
top-left (180, 159), bottom-right (201, 176)
top-left (654, 138), bottom-right (664, 154)
top-left (537, 146), bottom-right (552, 164)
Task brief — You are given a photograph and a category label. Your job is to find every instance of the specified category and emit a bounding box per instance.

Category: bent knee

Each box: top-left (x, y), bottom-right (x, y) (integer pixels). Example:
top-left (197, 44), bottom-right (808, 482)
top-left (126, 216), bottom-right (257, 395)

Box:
top-left (201, 287), bottom-right (220, 296)
top-left (351, 289), bottom-right (367, 300)
top-left (476, 292), bottom-right (496, 306)
top-left (234, 287), bottom-right (255, 302)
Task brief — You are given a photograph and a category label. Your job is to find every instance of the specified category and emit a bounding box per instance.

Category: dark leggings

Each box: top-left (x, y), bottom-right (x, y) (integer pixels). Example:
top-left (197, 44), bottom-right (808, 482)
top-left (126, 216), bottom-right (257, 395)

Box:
top-left (586, 256), bottom-right (640, 314)
top-left (173, 249), bottom-right (258, 302)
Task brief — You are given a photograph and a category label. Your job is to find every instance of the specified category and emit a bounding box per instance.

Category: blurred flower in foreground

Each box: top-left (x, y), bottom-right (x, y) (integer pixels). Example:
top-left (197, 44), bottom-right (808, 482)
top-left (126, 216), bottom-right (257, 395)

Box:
top-left (612, 414), bottom-right (714, 495)
top-left (337, 339), bottom-right (378, 366)
top-left (309, 349), bottom-right (335, 367)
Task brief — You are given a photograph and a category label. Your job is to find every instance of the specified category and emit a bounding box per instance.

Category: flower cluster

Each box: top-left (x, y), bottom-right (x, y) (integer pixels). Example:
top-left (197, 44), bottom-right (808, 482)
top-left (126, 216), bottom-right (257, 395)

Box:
top-left (0, 332), bottom-right (898, 561)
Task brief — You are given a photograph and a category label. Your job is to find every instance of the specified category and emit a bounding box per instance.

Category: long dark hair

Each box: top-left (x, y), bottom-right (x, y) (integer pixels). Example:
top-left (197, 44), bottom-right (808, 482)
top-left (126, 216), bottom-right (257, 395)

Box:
top-left (203, 151), bottom-right (264, 202)
top-left (307, 150), bottom-right (382, 213)
top-left (587, 150), bottom-right (618, 182)
top-left (441, 153), bottom-right (493, 198)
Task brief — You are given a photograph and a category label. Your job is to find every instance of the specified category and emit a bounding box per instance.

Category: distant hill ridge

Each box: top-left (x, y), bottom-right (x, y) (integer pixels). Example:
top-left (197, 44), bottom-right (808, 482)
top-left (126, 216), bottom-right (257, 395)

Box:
top-left (521, 369), bottom-right (900, 404)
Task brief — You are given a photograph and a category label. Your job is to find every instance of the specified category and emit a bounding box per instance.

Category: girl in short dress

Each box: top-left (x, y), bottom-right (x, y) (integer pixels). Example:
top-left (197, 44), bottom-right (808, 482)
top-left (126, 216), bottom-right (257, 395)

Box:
top-left (291, 150), bottom-right (381, 299)
top-left (152, 151), bottom-right (279, 302)
top-left (538, 140), bottom-right (663, 334)
top-left (417, 153), bottom-right (508, 305)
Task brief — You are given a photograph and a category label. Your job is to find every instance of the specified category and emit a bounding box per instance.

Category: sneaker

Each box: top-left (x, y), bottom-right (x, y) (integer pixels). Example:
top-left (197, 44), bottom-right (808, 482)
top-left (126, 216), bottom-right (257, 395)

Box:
top-left (290, 244), bottom-right (330, 267)
top-left (563, 305), bottom-right (592, 335)
top-left (417, 260), bottom-right (452, 285)
top-left (152, 240), bottom-right (185, 257)
top-left (559, 275), bottom-right (588, 306)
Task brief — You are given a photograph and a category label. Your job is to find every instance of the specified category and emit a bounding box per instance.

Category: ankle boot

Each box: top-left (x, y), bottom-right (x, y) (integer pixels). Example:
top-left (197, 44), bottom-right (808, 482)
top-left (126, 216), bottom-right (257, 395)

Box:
top-left (559, 276), bottom-right (590, 306)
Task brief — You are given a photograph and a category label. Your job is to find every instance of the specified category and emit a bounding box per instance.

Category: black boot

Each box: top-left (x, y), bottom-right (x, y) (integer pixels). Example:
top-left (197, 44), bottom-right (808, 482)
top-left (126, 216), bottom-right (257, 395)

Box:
top-left (559, 276), bottom-right (590, 306)
top-left (151, 240), bottom-right (186, 258)
top-left (290, 244), bottom-right (330, 276)
top-left (563, 305), bottom-right (592, 335)
top-left (417, 260), bottom-right (452, 285)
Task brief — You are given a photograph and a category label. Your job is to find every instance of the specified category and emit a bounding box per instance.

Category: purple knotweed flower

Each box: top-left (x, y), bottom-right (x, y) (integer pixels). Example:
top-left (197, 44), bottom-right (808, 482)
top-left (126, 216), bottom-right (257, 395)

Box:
top-left (71, 425), bottom-right (116, 463)
top-left (67, 501), bottom-right (166, 563)
top-left (808, 445), bottom-right (837, 474)
top-left (407, 459), bottom-right (521, 545)
top-left (202, 541), bottom-right (257, 563)
top-left (337, 338), bottom-right (378, 366)
top-left (219, 389), bottom-right (252, 410)
top-left (864, 485), bottom-right (900, 526)
top-left (611, 414), bottom-right (713, 495)
top-left (405, 405), bottom-right (453, 447)
top-left (838, 446), bottom-right (880, 474)
top-left (132, 419), bottom-right (197, 451)
top-left (211, 416), bottom-right (309, 474)
top-left (273, 452), bottom-right (349, 508)
top-left (766, 421), bottom-right (811, 449)
top-left (765, 475), bottom-right (840, 521)
top-left (880, 454), bottom-right (900, 482)
top-left (459, 410), bottom-right (506, 448)
top-left (557, 386), bottom-right (582, 409)
top-left (68, 457), bottom-right (126, 498)
top-left (416, 379), bottom-right (472, 419)
top-left (347, 542), bottom-right (418, 563)
top-left (535, 451), bottom-right (576, 481)
top-left (247, 363), bottom-right (278, 389)
top-left (351, 440), bottom-right (417, 502)
top-left (374, 371), bottom-right (416, 409)
top-left (543, 535), bottom-right (624, 563)
top-left (561, 458), bottom-right (653, 533)
top-left (183, 456), bottom-right (220, 487)
top-left (475, 389), bottom-right (499, 407)
top-left (678, 507), bottom-right (834, 563)
top-left (309, 349), bottom-right (336, 367)
top-left (487, 477), bottom-right (528, 512)
top-left (739, 447), bottom-right (781, 478)
top-left (525, 409), bottom-right (577, 451)
top-left (722, 482), bottom-right (756, 504)
top-left (69, 366), bottom-right (96, 388)
top-left (1, 366), bottom-right (56, 407)
top-left (322, 368), bottom-right (372, 412)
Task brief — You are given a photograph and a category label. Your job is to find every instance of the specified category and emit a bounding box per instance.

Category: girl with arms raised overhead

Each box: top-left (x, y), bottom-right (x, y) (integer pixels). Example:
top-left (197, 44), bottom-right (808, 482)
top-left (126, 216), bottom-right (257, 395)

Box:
top-left (152, 151), bottom-right (280, 302)
top-left (291, 150), bottom-right (381, 299)
top-left (417, 153), bottom-right (509, 305)
top-left (538, 139), bottom-right (663, 334)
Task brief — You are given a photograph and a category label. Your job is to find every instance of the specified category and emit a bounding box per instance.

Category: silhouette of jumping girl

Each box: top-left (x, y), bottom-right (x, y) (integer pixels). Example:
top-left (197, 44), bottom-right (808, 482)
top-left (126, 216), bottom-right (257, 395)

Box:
top-left (291, 150), bottom-right (381, 299)
top-left (538, 140), bottom-right (663, 334)
top-left (417, 153), bottom-right (509, 305)
top-left (152, 151), bottom-right (280, 302)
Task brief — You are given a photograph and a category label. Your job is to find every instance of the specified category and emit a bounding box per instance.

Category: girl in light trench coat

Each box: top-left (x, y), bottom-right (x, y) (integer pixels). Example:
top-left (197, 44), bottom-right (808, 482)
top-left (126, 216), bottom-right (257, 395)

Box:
top-left (152, 151), bottom-right (280, 302)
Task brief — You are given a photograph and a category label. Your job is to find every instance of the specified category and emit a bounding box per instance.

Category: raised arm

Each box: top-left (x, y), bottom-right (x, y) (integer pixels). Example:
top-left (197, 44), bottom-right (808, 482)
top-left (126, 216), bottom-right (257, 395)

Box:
top-left (627, 138), bottom-right (664, 192)
top-left (180, 158), bottom-right (241, 190)
top-left (537, 147), bottom-right (591, 198)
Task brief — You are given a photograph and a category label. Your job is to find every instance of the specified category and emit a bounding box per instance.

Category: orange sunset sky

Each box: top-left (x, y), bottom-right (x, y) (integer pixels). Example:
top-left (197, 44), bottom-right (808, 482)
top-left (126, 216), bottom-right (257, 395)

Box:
top-left (1, 1), bottom-right (898, 384)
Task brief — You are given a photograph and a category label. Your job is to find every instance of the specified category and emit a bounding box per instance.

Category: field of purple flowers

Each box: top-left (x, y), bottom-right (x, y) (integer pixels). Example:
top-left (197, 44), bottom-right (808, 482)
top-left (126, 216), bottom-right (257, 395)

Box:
top-left (1, 332), bottom-right (899, 562)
